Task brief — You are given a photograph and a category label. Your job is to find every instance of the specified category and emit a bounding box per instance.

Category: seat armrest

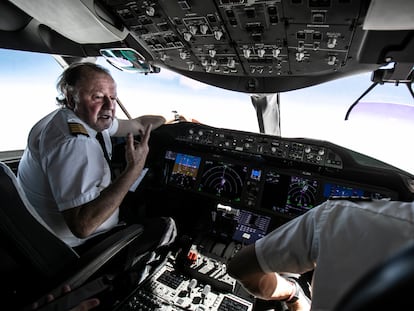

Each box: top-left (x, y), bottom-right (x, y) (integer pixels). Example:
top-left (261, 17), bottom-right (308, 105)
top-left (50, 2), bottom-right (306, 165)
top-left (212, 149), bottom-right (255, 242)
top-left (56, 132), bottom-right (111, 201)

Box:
top-left (63, 224), bottom-right (145, 290)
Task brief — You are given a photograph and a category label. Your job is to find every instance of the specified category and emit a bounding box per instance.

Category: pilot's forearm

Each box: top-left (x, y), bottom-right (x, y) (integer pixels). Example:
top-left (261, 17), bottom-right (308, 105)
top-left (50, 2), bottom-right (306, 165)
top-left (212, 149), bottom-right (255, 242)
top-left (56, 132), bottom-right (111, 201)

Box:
top-left (115, 115), bottom-right (165, 137)
top-left (227, 244), bottom-right (295, 300)
top-left (63, 164), bottom-right (145, 238)
top-left (136, 115), bottom-right (166, 130)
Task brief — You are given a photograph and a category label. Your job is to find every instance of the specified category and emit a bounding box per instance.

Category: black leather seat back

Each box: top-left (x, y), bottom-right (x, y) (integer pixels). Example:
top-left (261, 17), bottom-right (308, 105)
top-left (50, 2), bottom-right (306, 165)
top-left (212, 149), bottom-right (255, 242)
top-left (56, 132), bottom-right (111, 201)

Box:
top-left (0, 161), bottom-right (79, 276)
top-left (335, 241), bottom-right (414, 311)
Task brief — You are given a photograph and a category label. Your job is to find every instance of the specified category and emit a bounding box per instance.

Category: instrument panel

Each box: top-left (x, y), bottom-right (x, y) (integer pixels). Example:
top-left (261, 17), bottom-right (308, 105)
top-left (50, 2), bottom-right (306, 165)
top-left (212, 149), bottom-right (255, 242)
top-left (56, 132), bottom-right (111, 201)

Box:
top-left (143, 122), bottom-right (413, 243)
top-left (162, 148), bottom-right (397, 221)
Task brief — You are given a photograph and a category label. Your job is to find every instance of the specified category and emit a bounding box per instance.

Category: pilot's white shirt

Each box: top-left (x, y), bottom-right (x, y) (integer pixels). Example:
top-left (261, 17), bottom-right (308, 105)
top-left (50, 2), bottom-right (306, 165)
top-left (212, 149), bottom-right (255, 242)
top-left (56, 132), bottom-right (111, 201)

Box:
top-left (18, 108), bottom-right (119, 247)
top-left (255, 199), bottom-right (414, 311)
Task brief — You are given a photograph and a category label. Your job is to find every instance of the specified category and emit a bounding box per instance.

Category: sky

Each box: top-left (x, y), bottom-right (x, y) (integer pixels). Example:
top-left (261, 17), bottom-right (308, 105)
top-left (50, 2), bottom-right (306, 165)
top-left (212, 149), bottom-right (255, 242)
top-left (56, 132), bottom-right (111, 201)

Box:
top-left (0, 49), bottom-right (255, 151)
top-left (1, 48), bottom-right (414, 173)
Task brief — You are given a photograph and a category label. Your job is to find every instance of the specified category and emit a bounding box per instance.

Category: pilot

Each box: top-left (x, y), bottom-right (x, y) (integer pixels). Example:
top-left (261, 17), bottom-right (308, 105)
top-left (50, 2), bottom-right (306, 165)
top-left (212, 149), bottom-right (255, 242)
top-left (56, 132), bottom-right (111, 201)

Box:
top-left (227, 198), bottom-right (414, 311)
top-left (17, 62), bottom-right (176, 253)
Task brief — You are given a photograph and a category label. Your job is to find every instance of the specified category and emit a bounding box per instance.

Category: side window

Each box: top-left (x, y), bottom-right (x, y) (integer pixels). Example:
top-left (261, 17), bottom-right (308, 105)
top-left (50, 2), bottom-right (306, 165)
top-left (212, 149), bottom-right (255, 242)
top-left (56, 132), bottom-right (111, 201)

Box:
top-left (0, 49), bottom-right (62, 153)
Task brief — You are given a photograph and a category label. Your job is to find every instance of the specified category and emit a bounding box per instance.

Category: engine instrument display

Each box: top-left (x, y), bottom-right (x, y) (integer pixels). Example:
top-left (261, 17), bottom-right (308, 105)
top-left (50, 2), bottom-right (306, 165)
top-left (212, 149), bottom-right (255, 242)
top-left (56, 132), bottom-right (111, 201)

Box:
top-left (323, 183), bottom-right (366, 198)
top-left (323, 183), bottom-right (391, 200)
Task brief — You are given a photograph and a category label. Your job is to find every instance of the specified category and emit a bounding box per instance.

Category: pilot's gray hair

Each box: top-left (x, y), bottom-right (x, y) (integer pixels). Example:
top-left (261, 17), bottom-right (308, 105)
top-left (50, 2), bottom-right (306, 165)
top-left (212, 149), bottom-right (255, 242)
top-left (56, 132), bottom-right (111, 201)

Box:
top-left (55, 62), bottom-right (113, 108)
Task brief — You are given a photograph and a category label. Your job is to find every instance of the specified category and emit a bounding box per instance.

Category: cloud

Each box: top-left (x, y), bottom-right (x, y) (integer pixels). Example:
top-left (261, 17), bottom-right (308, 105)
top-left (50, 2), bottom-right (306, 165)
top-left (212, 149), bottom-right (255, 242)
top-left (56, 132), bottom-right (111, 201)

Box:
top-left (156, 68), bottom-right (177, 80)
top-left (154, 67), bottom-right (209, 91)
top-left (179, 75), bottom-right (209, 90)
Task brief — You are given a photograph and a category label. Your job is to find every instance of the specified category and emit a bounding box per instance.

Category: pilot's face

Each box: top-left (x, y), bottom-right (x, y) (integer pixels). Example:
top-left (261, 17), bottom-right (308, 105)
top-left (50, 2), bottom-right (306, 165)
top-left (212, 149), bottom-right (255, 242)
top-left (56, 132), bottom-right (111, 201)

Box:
top-left (72, 72), bottom-right (117, 132)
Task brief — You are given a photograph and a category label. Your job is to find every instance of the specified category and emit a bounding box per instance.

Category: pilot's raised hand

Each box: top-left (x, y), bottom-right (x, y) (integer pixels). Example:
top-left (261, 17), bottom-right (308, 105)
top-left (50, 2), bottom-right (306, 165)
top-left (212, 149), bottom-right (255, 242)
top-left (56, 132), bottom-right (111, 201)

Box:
top-left (124, 123), bottom-right (152, 177)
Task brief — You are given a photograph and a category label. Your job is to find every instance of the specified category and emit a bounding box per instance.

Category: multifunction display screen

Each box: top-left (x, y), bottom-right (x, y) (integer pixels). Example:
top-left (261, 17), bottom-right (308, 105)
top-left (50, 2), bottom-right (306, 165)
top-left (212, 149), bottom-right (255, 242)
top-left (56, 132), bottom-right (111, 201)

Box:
top-left (232, 209), bottom-right (271, 244)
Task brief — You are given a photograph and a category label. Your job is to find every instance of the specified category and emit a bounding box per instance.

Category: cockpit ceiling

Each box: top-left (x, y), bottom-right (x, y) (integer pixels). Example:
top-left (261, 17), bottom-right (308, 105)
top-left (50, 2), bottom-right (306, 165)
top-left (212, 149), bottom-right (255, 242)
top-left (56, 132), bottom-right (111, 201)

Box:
top-left (100, 0), bottom-right (374, 91)
top-left (2, 0), bottom-right (414, 93)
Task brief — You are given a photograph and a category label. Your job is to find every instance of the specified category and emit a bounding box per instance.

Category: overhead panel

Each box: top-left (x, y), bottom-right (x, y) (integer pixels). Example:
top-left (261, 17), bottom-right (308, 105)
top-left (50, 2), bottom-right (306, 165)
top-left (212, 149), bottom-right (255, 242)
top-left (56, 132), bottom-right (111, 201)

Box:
top-left (99, 0), bottom-right (364, 75)
top-left (96, 0), bottom-right (375, 92)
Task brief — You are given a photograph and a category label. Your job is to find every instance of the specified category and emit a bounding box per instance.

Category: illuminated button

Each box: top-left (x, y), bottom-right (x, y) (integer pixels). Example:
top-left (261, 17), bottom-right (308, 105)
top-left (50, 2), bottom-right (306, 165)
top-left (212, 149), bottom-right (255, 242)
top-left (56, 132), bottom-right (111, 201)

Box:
top-left (180, 51), bottom-right (187, 59)
top-left (327, 55), bottom-right (337, 65)
top-left (209, 49), bottom-right (216, 57)
top-left (183, 32), bottom-right (192, 41)
top-left (296, 52), bottom-right (305, 61)
top-left (146, 6), bottom-right (155, 16)
top-left (327, 37), bottom-right (337, 48)
top-left (243, 49), bottom-right (251, 58)
top-left (189, 25), bottom-right (198, 35)
top-left (272, 48), bottom-right (280, 58)
top-left (200, 24), bottom-right (209, 34)
top-left (214, 30), bottom-right (223, 40)
top-left (257, 48), bottom-right (265, 57)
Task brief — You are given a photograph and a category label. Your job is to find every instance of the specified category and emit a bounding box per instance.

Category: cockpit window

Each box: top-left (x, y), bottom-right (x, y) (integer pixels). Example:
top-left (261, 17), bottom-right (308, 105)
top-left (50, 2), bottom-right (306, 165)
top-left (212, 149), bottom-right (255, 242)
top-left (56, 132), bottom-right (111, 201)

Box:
top-left (96, 57), bottom-right (259, 133)
top-left (279, 73), bottom-right (414, 173)
top-left (0, 48), bottom-right (413, 174)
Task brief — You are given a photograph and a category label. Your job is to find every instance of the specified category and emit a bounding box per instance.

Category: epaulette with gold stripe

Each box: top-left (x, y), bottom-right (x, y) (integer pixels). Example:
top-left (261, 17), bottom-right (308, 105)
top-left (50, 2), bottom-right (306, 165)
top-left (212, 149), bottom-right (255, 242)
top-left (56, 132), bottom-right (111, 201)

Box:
top-left (68, 122), bottom-right (89, 137)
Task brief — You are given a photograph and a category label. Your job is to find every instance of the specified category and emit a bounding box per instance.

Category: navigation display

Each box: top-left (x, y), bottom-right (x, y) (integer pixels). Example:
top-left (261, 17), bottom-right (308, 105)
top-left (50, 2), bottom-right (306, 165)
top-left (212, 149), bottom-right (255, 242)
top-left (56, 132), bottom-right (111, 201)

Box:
top-left (261, 169), bottom-right (319, 218)
top-left (198, 159), bottom-right (248, 203)
top-left (286, 176), bottom-right (319, 214)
